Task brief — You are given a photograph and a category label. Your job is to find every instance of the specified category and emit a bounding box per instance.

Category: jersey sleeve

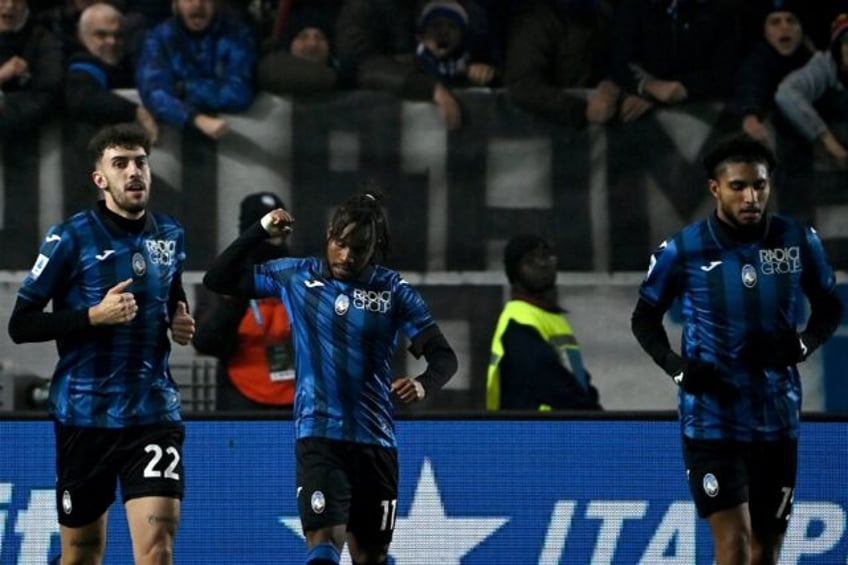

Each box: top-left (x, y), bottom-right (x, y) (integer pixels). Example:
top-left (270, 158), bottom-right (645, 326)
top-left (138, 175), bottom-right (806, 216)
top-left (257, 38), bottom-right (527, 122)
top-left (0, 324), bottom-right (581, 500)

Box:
top-left (254, 257), bottom-right (301, 299)
top-left (394, 276), bottom-right (437, 340)
top-left (17, 225), bottom-right (77, 307)
top-left (638, 238), bottom-right (683, 310)
top-left (800, 226), bottom-right (837, 295)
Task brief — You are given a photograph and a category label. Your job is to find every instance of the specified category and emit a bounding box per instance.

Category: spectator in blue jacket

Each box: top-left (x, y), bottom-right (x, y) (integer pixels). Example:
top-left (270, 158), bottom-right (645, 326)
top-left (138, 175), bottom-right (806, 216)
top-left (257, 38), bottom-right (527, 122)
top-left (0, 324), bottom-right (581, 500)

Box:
top-left (135, 0), bottom-right (256, 140)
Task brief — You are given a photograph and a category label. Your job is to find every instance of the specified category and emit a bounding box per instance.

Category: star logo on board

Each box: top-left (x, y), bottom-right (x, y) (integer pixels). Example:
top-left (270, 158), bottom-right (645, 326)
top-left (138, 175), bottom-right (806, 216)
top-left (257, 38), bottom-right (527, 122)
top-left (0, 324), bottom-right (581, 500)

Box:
top-left (279, 458), bottom-right (509, 564)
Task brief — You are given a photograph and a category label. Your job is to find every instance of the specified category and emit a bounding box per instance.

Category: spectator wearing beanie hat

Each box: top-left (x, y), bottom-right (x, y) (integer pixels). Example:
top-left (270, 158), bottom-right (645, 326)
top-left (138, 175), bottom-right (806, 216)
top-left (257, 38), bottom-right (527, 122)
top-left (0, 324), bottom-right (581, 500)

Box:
top-left (258, 5), bottom-right (340, 96)
top-left (733, 0), bottom-right (815, 145)
top-left (334, 0), bottom-right (499, 131)
top-left (487, 233), bottom-right (602, 411)
top-left (740, 0), bottom-right (809, 50)
top-left (193, 191), bottom-right (297, 410)
top-left (775, 12), bottom-right (848, 168)
top-left (415, 0), bottom-right (496, 87)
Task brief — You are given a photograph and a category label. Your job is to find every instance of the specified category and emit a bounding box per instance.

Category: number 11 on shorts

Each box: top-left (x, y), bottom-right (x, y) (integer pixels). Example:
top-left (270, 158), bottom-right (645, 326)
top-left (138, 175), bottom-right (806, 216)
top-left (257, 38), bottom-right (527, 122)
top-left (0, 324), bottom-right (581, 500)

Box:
top-left (380, 499), bottom-right (397, 531)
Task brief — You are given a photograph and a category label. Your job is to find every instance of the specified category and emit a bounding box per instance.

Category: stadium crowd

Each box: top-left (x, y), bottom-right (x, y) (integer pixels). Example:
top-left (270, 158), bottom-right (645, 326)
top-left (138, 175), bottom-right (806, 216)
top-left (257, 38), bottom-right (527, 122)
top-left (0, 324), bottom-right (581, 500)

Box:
top-left (3, 0), bottom-right (847, 150)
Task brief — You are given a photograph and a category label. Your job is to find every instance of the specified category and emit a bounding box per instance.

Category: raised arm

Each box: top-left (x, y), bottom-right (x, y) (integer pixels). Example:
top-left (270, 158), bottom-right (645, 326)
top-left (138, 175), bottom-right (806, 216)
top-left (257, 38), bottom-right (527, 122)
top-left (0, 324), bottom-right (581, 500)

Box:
top-left (203, 209), bottom-right (294, 297)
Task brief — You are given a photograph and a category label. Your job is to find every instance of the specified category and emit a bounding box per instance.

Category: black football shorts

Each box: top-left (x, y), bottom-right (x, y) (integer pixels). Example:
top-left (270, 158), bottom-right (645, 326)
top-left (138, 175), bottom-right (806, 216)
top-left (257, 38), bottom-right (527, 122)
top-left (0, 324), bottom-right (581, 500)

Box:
top-left (54, 421), bottom-right (185, 527)
top-left (683, 436), bottom-right (797, 535)
top-left (296, 437), bottom-right (398, 548)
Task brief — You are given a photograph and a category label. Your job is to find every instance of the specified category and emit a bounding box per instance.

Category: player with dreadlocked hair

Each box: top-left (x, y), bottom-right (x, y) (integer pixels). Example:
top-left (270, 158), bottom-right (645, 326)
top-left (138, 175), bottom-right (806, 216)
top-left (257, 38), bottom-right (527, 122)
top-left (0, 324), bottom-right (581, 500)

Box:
top-left (327, 189), bottom-right (392, 266)
top-left (204, 188), bottom-right (457, 565)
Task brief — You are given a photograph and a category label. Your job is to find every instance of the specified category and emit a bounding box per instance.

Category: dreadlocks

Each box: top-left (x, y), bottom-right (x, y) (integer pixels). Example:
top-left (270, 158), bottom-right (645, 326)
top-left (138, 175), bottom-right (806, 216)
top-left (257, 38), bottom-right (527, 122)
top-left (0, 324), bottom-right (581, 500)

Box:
top-left (328, 188), bottom-right (391, 263)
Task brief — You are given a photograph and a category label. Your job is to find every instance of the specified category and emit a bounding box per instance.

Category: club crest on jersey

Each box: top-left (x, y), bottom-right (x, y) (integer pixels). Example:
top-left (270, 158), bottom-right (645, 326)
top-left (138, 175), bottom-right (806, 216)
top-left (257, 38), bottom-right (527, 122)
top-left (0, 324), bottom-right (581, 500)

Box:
top-left (132, 252), bottom-right (147, 276)
top-left (311, 490), bottom-right (326, 514)
top-left (741, 264), bottom-right (757, 288)
top-left (145, 239), bottom-right (176, 266)
top-left (62, 490), bottom-right (72, 514)
top-left (702, 473), bottom-right (719, 498)
top-left (334, 294), bottom-right (350, 315)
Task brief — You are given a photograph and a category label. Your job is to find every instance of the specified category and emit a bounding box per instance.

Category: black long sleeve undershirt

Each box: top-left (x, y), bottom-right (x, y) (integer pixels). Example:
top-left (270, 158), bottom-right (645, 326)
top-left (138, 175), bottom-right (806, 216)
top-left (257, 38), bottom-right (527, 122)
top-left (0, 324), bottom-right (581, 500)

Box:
top-left (202, 222), bottom-right (266, 297)
top-left (8, 273), bottom-right (188, 344)
top-left (8, 299), bottom-right (91, 343)
top-left (632, 287), bottom-right (844, 373)
top-left (204, 223), bottom-right (458, 394)
top-left (801, 289), bottom-right (843, 356)
top-left (630, 298), bottom-right (681, 376)
top-left (408, 327), bottom-right (458, 394)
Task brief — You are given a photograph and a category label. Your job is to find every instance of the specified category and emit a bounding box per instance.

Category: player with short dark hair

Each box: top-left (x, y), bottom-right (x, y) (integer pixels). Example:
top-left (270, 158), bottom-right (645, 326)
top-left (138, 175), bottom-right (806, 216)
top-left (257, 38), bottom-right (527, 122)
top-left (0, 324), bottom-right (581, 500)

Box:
top-left (8, 122), bottom-right (194, 565)
top-left (203, 189), bottom-right (457, 565)
top-left (631, 133), bottom-right (842, 564)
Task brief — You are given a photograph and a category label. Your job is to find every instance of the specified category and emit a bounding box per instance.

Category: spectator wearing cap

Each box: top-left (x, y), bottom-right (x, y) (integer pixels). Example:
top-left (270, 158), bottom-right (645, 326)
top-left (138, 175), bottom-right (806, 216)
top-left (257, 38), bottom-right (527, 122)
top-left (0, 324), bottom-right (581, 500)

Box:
top-left (335, 0), bottom-right (496, 130)
top-left (193, 191), bottom-right (296, 411)
top-left (257, 5), bottom-right (340, 96)
top-left (486, 234), bottom-right (602, 411)
top-left (415, 0), bottom-right (496, 87)
top-left (733, 0), bottom-right (815, 146)
top-left (775, 12), bottom-right (848, 168)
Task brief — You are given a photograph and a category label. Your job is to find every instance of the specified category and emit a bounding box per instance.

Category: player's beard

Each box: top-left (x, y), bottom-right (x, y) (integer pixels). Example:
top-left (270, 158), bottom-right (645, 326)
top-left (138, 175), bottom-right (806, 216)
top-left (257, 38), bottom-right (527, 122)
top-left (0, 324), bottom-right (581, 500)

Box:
top-left (107, 183), bottom-right (148, 216)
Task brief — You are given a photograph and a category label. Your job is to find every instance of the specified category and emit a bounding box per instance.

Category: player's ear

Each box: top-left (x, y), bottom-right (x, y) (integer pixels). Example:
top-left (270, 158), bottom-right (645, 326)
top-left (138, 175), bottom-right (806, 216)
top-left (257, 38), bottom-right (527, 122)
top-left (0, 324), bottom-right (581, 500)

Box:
top-left (707, 179), bottom-right (719, 198)
top-left (91, 170), bottom-right (108, 190)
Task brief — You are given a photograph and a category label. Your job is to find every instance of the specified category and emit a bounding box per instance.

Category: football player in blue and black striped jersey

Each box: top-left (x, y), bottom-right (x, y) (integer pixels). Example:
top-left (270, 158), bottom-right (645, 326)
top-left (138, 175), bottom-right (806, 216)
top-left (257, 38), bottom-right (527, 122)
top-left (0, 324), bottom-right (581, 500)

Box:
top-left (204, 189), bottom-right (457, 565)
top-left (631, 133), bottom-right (842, 565)
top-left (8, 122), bottom-right (194, 565)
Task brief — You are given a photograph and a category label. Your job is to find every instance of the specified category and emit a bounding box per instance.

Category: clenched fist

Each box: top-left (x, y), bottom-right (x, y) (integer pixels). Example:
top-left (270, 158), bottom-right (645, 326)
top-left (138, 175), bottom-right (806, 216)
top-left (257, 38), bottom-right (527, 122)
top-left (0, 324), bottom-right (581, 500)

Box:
top-left (260, 208), bottom-right (295, 237)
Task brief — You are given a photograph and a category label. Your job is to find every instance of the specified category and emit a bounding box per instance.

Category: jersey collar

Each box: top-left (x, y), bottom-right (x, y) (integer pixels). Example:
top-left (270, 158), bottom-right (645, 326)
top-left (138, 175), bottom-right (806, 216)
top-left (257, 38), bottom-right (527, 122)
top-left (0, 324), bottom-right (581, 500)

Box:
top-left (94, 201), bottom-right (157, 237)
top-left (709, 211), bottom-right (770, 247)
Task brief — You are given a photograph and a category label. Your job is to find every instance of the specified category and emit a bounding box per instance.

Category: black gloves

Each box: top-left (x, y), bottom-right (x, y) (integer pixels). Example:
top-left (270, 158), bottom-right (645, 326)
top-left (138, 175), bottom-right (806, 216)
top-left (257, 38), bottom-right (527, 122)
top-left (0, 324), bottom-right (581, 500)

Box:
top-left (665, 353), bottom-right (737, 396)
top-left (742, 331), bottom-right (808, 369)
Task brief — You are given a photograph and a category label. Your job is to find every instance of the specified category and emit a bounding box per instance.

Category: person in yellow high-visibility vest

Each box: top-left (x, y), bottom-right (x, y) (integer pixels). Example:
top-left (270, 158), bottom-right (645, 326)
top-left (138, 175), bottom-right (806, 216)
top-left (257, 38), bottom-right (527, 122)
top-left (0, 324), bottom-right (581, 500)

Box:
top-left (487, 234), bottom-right (602, 411)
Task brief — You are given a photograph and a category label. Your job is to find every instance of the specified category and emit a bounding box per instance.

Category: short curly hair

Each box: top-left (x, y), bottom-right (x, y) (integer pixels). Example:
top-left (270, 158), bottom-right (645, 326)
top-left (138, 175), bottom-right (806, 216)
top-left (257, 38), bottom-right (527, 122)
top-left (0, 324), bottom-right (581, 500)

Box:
top-left (702, 133), bottom-right (776, 180)
top-left (87, 122), bottom-right (151, 168)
